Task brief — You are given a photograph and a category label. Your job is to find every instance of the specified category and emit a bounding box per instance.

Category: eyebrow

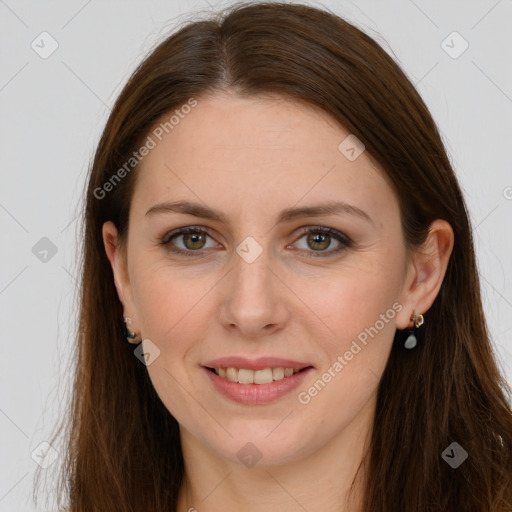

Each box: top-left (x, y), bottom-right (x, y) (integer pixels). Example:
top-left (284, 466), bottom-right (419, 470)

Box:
top-left (145, 199), bottom-right (374, 226)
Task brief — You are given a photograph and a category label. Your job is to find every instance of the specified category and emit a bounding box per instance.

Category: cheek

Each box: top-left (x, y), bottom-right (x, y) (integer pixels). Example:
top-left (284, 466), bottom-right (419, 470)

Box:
top-left (295, 274), bottom-right (399, 431)
top-left (306, 266), bottom-right (400, 371)
top-left (313, 265), bottom-right (399, 329)
top-left (130, 263), bottom-right (218, 343)
top-left (130, 267), bottom-right (214, 420)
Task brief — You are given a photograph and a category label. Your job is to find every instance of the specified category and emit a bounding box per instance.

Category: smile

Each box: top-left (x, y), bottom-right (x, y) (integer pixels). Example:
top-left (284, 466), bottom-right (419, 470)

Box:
top-left (206, 366), bottom-right (310, 384)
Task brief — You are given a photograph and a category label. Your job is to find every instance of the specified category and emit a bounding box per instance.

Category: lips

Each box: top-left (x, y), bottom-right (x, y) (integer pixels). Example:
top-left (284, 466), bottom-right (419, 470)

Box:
top-left (202, 356), bottom-right (313, 371)
top-left (202, 365), bottom-right (315, 405)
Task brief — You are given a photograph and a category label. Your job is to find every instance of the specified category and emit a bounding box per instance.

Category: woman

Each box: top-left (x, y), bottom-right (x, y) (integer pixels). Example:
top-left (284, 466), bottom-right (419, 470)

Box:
top-left (35, 2), bottom-right (512, 511)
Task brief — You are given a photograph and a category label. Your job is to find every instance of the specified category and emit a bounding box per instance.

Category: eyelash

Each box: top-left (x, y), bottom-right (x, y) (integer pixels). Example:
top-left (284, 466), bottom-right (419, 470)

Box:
top-left (160, 226), bottom-right (353, 258)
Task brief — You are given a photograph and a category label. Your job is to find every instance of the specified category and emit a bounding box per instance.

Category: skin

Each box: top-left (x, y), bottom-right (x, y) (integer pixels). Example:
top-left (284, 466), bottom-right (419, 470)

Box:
top-left (103, 90), bottom-right (454, 512)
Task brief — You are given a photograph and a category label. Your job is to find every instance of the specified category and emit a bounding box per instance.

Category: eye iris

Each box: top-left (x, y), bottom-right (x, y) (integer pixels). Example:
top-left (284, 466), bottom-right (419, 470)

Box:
top-left (183, 232), bottom-right (206, 250)
top-left (307, 232), bottom-right (330, 251)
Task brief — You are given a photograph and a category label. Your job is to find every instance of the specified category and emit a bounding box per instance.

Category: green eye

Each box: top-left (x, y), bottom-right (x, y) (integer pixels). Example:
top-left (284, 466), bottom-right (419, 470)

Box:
top-left (293, 227), bottom-right (352, 257)
top-left (161, 226), bottom-right (352, 258)
top-left (161, 227), bottom-right (216, 256)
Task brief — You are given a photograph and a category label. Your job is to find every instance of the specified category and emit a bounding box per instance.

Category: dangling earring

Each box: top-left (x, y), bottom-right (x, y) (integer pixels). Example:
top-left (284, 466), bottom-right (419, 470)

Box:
top-left (404, 310), bottom-right (424, 349)
top-left (122, 317), bottom-right (140, 344)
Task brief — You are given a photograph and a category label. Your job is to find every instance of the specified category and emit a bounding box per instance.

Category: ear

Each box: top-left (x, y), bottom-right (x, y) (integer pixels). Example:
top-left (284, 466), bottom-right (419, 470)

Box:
top-left (102, 221), bottom-right (138, 327)
top-left (396, 219), bottom-right (454, 329)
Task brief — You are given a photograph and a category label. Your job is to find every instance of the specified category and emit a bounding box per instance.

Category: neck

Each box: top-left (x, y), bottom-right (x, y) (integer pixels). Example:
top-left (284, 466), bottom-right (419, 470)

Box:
top-left (176, 396), bottom-right (375, 512)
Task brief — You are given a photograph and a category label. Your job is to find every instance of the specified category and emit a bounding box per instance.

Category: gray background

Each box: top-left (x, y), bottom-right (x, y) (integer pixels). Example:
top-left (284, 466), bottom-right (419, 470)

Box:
top-left (0, 0), bottom-right (511, 509)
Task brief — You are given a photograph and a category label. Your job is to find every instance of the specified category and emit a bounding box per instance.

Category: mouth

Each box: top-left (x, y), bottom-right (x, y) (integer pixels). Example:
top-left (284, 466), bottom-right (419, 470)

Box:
top-left (203, 365), bottom-right (314, 385)
top-left (201, 364), bottom-right (315, 405)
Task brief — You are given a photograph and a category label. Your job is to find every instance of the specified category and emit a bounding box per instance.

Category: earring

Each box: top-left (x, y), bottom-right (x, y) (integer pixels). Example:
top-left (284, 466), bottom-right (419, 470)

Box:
top-left (404, 311), bottom-right (424, 349)
top-left (122, 317), bottom-right (140, 344)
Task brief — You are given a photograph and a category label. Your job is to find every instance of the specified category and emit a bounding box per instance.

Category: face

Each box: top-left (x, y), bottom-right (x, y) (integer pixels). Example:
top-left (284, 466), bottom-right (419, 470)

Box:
top-left (104, 91), bottom-right (416, 467)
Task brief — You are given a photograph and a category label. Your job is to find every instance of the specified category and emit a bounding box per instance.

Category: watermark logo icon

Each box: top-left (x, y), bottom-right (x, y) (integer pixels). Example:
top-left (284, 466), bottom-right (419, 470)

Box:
top-left (32, 237), bottom-right (58, 263)
top-left (237, 442), bottom-right (263, 467)
top-left (441, 441), bottom-right (468, 468)
top-left (338, 134), bottom-right (365, 161)
top-left (441, 31), bottom-right (469, 59)
top-left (31, 441), bottom-right (59, 469)
top-left (31, 31), bottom-right (59, 59)
top-left (134, 339), bottom-right (161, 366)
top-left (236, 237), bottom-right (263, 264)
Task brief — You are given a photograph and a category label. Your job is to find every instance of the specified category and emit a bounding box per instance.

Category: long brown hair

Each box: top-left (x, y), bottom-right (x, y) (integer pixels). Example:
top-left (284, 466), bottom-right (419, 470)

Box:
top-left (34, 2), bottom-right (512, 510)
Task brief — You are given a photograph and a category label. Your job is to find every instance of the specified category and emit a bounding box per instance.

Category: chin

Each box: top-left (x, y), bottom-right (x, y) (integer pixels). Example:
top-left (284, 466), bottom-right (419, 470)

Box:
top-left (208, 430), bottom-right (312, 467)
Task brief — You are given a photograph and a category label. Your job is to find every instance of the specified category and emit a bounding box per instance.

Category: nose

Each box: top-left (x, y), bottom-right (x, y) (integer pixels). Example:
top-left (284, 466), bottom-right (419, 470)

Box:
top-left (217, 244), bottom-right (290, 339)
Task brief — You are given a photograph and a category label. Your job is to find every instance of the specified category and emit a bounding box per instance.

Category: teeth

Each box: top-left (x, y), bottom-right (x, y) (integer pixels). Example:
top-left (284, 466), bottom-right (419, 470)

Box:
top-left (226, 367), bottom-right (238, 382)
top-left (273, 367), bottom-right (284, 380)
top-left (214, 367), bottom-right (303, 384)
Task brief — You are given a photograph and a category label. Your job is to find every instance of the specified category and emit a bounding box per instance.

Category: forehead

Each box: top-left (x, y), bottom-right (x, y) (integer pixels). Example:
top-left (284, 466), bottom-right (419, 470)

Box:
top-left (146, 92), bottom-right (356, 165)
top-left (131, 92), bottom-right (397, 226)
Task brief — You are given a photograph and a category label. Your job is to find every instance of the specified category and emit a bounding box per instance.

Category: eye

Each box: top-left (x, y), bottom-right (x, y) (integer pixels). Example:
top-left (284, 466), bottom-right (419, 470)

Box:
top-left (160, 226), bottom-right (352, 257)
top-left (160, 227), bottom-right (218, 256)
top-left (291, 226), bottom-right (352, 258)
